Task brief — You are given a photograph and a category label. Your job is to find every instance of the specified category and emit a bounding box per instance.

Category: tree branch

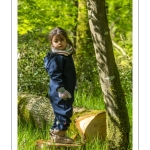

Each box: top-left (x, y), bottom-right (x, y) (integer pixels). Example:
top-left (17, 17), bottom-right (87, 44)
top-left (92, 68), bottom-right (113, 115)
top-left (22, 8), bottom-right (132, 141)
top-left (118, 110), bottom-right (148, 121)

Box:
top-left (112, 40), bottom-right (127, 56)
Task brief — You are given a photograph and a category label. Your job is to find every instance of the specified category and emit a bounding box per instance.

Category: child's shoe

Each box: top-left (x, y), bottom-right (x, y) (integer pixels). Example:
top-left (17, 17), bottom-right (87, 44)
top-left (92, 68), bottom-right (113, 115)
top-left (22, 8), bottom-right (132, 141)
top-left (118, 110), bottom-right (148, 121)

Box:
top-left (50, 129), bottom-right (74, 144)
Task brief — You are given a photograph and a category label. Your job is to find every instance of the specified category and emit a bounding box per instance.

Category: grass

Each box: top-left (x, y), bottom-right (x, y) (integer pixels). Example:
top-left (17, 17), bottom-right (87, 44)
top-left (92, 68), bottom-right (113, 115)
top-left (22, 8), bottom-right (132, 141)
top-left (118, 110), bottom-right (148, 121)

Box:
top-left (18, 91), bottom-right (132, 150)
top-left (74, 92), bottom-right (105, 110)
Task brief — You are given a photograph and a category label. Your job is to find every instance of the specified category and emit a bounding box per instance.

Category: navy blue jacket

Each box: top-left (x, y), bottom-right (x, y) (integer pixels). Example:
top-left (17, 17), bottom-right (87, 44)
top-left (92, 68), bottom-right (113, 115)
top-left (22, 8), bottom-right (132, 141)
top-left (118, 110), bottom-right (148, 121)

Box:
top-left (44, 52), bottom-right (76, 115)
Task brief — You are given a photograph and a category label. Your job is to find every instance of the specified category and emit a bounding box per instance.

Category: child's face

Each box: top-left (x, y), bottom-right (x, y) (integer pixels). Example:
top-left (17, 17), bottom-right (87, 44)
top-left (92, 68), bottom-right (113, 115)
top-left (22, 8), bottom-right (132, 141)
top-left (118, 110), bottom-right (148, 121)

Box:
top-left (51, 34), bottom-right (67, 50)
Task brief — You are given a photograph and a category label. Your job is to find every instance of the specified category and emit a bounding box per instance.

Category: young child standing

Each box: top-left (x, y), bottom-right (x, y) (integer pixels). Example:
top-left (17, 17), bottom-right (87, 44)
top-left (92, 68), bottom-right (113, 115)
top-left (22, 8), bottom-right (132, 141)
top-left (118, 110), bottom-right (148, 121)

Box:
top-left (44, 27), bottom-right (76, 144)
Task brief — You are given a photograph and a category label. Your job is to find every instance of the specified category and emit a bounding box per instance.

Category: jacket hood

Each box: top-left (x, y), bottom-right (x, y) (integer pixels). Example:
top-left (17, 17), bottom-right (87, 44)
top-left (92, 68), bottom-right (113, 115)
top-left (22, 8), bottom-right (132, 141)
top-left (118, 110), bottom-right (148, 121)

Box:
top-left (44, 52), bottom-right (58, 71)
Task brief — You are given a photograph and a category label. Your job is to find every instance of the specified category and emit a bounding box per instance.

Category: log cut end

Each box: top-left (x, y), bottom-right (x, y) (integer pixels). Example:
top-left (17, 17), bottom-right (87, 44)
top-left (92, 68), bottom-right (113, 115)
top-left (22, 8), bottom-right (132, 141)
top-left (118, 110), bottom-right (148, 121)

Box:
top-left (35, 111), bottom-right (106, 149)
top-left (75, 111), bottom-right (106, 140)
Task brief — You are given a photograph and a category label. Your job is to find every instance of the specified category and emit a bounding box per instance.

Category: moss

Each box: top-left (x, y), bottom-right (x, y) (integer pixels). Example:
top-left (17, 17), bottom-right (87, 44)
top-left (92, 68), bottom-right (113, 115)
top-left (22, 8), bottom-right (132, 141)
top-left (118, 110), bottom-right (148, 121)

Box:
top-left (18, 94), bottom-right (31, 122)
top-left (18, 93), bottom-right (54, 129)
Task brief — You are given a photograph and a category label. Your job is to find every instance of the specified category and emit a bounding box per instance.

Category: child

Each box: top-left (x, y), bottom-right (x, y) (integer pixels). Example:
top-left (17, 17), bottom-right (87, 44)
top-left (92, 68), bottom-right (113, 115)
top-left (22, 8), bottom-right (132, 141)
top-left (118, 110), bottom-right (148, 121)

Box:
top-left (44, 27), bottom-right (76, 144)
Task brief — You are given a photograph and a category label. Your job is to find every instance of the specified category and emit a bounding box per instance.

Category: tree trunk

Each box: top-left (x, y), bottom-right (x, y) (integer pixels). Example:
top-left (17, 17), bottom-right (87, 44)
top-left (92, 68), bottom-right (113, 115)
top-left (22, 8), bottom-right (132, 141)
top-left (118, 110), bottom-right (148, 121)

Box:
top-left (76, 0), bottom-right (91, 56)
top-left (75, 0), bottom-right (99, 95)
top-left (87, 0), bottom-right (130, 150)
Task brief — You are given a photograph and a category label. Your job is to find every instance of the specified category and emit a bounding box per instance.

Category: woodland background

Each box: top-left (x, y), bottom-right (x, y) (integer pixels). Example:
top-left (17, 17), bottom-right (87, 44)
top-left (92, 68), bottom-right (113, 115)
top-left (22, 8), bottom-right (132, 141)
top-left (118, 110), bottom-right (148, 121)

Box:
top-left (18, 0), bottom-right (132, 98)
top-left (17, 0), bottom-right (132, 149)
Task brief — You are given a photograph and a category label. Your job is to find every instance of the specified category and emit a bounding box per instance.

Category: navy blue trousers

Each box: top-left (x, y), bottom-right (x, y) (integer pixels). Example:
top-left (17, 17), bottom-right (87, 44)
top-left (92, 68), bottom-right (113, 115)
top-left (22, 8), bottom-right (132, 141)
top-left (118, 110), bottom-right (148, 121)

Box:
top-left (50, 96), bottom-right (73, 131)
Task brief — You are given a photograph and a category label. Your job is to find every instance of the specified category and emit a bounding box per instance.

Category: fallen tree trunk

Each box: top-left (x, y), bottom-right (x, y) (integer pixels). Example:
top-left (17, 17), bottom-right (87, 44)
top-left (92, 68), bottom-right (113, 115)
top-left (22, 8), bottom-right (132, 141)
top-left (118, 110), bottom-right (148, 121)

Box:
top-left (18, 93), bottom-right (106, 144)
top-left (18, 93), bottom-right (55, 128)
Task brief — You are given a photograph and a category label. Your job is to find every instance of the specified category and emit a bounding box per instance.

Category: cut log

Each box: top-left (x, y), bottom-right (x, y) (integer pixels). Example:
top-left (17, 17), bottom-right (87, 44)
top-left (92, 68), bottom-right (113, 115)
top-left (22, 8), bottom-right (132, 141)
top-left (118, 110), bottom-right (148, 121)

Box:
top-left (18, 93), bottom-right (106, 146)
top-left (35, 111), bottom-right (106, 149)
top-left (74, 110), bottom-right (106, 140)
top-left (18, 93), bottom-right (54, 128)
top-left (35, 140), bottom-right (84, 150)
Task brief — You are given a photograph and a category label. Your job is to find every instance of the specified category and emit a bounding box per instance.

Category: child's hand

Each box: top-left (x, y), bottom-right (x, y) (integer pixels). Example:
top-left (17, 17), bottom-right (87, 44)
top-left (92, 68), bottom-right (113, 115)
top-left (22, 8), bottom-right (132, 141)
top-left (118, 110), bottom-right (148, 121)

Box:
top-left (57, 87), bottom-right (72, 100)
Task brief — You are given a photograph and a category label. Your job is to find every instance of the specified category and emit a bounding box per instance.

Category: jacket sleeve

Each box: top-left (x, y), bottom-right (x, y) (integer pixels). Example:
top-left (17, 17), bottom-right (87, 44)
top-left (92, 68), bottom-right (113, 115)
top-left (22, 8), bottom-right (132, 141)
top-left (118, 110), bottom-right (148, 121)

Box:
top-left (47, 55), bottom-right (65, 90)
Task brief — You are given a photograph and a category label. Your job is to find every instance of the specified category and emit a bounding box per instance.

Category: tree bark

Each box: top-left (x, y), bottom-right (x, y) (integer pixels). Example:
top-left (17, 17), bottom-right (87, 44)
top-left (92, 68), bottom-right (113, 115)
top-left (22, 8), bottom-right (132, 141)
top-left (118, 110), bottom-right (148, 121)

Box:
top-left (76, 0), bottom-right (91, 56)
top-left (87, 0), bottom-right (130, 149)
top-left (18, 93), bottom-right (54, 129)
top-left (75, 0), bottom-right (98, 94)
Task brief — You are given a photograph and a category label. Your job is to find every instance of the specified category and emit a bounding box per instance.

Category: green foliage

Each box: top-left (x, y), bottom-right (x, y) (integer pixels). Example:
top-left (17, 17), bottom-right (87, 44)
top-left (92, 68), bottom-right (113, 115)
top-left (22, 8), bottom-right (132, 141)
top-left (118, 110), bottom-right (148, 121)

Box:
top-left (18, 0), bottom-right (132, 149)
top-left (18, 0), bottom-right (78, 95)
top-left (18, 32), bottom-right (50, 96)
top-left (18, 0), bottom-right (132, 150)
top-left (18, 0), bottom-right (132, 101)
top-left (115, 53), bottom-right (132, 100)
top-left (106, 0), bottom-right (132, 58)
top-left (75, 53), bottom-right (102, 97)
top-left (119, 65), bottom-right (132, 96)
top-left (18, 0), bottom-right (78, 35)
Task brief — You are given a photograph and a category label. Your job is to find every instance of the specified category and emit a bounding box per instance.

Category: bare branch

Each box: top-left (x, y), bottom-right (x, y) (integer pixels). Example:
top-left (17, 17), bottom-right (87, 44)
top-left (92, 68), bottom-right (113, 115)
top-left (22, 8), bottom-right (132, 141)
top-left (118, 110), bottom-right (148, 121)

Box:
top-left (112, 40), bottom-right (127, 56)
